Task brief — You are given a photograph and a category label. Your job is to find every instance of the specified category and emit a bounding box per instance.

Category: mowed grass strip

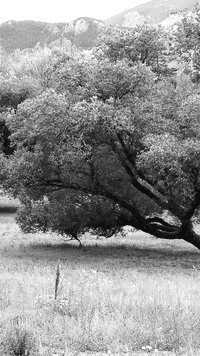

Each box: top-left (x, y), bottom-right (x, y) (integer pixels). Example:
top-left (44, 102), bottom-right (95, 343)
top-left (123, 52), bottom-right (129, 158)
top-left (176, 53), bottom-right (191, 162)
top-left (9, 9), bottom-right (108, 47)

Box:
top-left (0, 214), bottom-right (200, 355)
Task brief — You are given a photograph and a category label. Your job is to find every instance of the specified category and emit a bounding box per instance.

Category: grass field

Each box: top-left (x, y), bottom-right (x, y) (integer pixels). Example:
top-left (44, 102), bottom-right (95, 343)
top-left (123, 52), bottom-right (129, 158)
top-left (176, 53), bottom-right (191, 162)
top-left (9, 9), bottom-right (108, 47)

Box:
top-left (0, 208), bottom-right (200, 355)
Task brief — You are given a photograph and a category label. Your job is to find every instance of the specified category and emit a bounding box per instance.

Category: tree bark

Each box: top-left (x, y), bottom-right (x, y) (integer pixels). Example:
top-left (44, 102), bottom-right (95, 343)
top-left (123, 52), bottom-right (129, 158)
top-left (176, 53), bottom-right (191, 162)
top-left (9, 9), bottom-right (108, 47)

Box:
top-left (180, 221), bottom-right (200, 250)
top-left (183, 230), bottom-right (200, 250)
top-left (144, 217), bottom-right (200, 250)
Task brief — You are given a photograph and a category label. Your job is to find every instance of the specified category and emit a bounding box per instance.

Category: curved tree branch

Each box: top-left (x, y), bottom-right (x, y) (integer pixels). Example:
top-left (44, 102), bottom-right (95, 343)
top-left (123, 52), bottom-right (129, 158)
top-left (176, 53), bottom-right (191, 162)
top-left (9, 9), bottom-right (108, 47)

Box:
top-left (146, 216), bottom-right (179, 228)
top-left (24, 160), bottom-right (200, 249)
top-left (112, 133), bottom-right (185, 218)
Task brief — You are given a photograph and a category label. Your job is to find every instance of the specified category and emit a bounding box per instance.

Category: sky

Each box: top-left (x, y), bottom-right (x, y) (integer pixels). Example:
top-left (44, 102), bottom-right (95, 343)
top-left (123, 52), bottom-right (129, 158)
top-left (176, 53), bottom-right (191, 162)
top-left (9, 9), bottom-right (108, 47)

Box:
top-left (0, 0), bottom-right (150, 24)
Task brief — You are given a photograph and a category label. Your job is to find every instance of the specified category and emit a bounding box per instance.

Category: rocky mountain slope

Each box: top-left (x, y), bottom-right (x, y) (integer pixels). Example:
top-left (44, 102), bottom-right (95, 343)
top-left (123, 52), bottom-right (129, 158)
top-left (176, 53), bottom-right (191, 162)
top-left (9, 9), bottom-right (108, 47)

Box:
top-left (106, 0), bottom-right (200, 27)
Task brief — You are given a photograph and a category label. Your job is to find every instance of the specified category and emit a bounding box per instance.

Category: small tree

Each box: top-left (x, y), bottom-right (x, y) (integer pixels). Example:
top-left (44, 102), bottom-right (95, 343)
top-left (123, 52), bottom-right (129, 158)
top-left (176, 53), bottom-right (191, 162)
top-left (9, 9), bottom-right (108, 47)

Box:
top-left (98, 24), bottom-right (171, 78)
top-left (173, 5), bottom-right (200, 71)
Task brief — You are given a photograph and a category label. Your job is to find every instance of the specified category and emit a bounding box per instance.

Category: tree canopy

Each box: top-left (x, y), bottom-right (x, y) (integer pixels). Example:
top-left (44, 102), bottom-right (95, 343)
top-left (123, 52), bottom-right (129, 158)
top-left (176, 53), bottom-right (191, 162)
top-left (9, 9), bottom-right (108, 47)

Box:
top-left (2, 21), bottom-right (200, 249)
top-left (97, 24), bottom-right (171, 78)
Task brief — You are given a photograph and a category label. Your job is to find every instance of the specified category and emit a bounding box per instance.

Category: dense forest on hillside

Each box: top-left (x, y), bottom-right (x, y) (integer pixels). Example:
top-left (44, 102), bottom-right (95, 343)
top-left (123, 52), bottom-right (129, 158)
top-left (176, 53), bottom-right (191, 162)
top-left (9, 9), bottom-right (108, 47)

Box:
top-left (1, 5), bottom-right (200, 249)
top-left (0, 19), bottom-right (104, 52)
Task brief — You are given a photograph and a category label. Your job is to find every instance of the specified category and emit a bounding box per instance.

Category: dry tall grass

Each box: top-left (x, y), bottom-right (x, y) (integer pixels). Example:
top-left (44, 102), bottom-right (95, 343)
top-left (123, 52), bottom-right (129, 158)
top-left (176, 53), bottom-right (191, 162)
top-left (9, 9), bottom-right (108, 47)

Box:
top-left (0, 214), bottom-right (200, 355)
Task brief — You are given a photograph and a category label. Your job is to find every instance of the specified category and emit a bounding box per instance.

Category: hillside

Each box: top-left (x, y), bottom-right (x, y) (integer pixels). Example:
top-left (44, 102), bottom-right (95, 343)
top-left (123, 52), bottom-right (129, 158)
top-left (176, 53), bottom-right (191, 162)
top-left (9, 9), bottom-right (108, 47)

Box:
top-left (0, 20), bottom-right (63, 51)
top-left (106, 0), bottom-right (200, 27)
top-left (0, 17), bottom-right (105, 52)
top-left (1, 0), bottom-right (200, 52)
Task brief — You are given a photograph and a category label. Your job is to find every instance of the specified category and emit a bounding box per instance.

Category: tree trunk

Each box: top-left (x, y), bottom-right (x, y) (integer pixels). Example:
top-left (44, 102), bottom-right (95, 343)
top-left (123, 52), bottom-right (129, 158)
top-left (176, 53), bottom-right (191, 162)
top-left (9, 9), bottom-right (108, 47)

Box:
top-left (144, 217), bottom-right (200, 250)
top-left (180, 221), bottom-right (200, 250)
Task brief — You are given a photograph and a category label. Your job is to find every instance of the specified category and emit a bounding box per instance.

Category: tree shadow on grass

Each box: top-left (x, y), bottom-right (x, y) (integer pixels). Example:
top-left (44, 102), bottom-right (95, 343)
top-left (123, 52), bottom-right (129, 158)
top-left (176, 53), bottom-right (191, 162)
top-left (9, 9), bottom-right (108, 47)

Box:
top-left (26, 238), bottom-right (200, 273)
top-left (0, 207), bottom-right (17, 213)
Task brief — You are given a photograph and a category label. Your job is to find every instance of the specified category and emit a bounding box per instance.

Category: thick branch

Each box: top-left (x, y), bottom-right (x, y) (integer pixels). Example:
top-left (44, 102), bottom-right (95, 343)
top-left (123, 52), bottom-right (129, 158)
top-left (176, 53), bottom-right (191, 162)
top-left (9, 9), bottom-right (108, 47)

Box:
top-left (146, 217), bottom-right (179, 228)
top-left (183, 190), bottom-right (200, 221)
top-left (27, 175), bottom-right (145, 224)
top-left (25, 173), bottom-right (200, 249)
top-left (114, 133), bottom-right (185, 218)
top-left (148, 223), bottom-right (179, 233)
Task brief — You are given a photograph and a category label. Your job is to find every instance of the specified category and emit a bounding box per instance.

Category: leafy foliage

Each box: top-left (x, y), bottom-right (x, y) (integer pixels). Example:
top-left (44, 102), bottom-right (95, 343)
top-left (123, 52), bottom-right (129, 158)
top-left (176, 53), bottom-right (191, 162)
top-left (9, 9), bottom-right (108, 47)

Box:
top-left (2, 23), bottom-right (200, 249)
top-left (0, 72), bottom-right (41, 155)
top-left (173, 5), bottom-right (200, 71)
top-left (98, 25), bottom-right (171, 77)
top-left (3, 60), bottom-right (160, 239)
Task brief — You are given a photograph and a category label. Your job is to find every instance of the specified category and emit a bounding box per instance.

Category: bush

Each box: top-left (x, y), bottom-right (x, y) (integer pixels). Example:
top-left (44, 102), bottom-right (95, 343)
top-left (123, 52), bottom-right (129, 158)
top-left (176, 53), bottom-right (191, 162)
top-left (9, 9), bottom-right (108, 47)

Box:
top-left (1, 327), bottom-right (39, 356)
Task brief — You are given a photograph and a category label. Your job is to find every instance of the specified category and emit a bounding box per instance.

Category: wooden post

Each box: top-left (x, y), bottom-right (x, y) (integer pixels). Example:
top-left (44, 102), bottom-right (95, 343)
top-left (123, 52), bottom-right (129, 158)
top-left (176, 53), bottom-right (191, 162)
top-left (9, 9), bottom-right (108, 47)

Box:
top-left (55, 259), bottom-right (60, 300)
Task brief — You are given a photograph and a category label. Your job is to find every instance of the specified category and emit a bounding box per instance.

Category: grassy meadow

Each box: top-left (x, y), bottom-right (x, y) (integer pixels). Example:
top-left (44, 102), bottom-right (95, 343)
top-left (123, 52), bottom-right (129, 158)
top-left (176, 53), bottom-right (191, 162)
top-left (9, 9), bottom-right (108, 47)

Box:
top-left (0, 197), bottom-right (200, 355)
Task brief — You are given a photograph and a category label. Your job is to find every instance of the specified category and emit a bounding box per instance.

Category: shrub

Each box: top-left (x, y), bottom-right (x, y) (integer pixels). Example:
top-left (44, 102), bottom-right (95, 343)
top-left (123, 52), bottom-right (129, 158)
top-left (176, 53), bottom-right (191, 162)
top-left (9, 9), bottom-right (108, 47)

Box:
top-left (1, 327), bottom-right (39, 356)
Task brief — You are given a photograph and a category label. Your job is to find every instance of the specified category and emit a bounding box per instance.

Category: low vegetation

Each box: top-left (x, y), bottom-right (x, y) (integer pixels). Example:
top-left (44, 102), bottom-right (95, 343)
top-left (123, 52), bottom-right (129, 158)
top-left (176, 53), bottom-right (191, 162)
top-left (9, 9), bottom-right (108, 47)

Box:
top-left (0, 213), bottom-right (199, 355)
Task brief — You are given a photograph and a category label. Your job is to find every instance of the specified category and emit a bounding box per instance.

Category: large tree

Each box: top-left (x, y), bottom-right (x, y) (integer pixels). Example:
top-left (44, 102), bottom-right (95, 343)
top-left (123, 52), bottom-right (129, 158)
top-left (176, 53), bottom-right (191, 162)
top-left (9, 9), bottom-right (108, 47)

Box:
top-left (3, 55), bottom-right (200, 249)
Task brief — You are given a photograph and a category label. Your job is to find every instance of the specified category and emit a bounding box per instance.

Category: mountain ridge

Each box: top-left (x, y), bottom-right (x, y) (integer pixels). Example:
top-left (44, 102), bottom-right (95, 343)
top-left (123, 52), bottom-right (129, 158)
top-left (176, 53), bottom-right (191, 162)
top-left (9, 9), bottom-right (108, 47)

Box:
top-left (0, 17), bottom-right (105, 52)
top-left (0, 0), bottom-right (200, 52)
top-left (107, 0), bottom-right (200, 27)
